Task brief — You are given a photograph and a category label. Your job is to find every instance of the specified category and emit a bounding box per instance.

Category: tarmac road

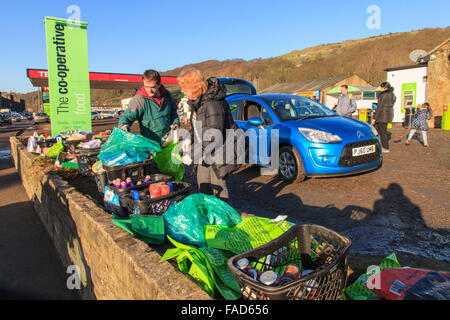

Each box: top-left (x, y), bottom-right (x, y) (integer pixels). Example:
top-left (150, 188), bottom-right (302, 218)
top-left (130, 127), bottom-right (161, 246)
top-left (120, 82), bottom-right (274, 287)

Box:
top-left (0, 120), bottom-right (80, 299)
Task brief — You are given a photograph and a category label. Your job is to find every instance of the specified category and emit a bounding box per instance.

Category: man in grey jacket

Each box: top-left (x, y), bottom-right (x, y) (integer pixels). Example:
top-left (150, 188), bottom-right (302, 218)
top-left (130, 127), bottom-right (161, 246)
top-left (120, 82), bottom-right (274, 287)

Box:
top-left (334, 85), bottom-right (357, 117)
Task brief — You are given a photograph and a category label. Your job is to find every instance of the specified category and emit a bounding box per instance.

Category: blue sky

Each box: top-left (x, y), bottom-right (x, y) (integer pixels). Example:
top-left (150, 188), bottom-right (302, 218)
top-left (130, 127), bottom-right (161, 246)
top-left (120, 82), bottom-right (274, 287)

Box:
top-left (1, 0), bottom-right (449, 93)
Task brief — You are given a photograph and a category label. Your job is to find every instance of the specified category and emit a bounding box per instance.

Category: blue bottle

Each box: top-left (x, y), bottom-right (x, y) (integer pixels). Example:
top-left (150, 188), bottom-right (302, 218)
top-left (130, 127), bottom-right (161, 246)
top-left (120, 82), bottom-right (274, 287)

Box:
top-left (131, 190), bottom-right (140, 215)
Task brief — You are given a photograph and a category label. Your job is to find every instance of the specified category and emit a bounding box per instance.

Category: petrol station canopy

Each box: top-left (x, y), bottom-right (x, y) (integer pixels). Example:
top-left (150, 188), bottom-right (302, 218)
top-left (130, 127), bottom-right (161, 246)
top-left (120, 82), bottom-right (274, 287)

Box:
top-left (27, 68), bottom-right (178, 90)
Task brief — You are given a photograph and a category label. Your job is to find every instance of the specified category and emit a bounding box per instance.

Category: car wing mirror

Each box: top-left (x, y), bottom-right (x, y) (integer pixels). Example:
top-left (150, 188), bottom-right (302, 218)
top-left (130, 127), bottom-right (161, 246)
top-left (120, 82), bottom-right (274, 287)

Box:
top-left (248, 117), bottom-right (263, 126)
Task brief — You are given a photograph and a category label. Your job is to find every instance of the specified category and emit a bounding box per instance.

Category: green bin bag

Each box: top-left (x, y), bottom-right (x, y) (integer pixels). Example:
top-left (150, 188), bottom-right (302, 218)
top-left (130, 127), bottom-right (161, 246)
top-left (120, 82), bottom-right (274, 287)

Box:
top-left (98, 127), bottom-right (161, 166)
top-left (153, 141), bottom-right (184, 181)
top-left (46, 142), bottom-right (64, 158)
top-left (163, 193), bottom-right (243, 248)
top-left (160, 236), bottom-right (241, 300)
top-left (112, 214), bottom-right (165, 245)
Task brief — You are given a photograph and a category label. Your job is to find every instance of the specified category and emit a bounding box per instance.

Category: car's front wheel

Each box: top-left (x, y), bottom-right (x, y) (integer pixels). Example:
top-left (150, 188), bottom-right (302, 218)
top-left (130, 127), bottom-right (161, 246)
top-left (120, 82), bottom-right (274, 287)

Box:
top-left (278, 145), bottom-right (306, 183)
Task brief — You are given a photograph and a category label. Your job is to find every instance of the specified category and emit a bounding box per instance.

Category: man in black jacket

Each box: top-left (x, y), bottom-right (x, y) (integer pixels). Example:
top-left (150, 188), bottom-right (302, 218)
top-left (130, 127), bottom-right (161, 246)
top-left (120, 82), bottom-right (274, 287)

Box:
top-left (373, 82), bottom-right (396, 153)
top-left (177, 69), bottom-right (241, 201)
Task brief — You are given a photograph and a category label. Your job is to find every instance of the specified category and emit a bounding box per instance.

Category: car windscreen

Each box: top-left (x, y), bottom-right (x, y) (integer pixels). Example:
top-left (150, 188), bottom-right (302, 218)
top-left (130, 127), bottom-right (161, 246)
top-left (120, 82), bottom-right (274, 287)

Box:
top-left (260, 95), bottom-right (335, 122)
top-left (219, 79), bottom-right (256, 96)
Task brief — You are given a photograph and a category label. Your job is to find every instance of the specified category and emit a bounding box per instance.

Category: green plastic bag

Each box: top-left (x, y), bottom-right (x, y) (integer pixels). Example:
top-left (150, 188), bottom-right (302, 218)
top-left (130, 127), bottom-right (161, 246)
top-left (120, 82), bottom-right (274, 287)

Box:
top-left (46, 142), bottom-right (64, 158)
top-left (204, 216), bottom-right (294, 254)
top-left (160, 236), bottom-right (241, 300)
top-left (343, 253), bottom-right (402, 300)
top-left (112, 214), bottom-right (165, 245)
top-left (153, 141), bottom-right (184, 181)
top-left (98, 127), bottom-right (161, 166)
top-left (163, 193), bottom-right (243, 248)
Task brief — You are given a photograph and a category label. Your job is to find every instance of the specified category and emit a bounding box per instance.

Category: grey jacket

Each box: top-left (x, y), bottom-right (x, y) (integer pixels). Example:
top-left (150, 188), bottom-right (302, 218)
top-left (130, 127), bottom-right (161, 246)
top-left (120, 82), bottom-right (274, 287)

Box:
top-left (335, 94), bottom-right (357, 116)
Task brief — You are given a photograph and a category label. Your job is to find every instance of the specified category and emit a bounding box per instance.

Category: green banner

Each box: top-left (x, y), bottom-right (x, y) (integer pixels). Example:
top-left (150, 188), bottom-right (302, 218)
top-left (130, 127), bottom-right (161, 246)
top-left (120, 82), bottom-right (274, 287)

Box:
top-left (44, 16), bottom-right (91, 136)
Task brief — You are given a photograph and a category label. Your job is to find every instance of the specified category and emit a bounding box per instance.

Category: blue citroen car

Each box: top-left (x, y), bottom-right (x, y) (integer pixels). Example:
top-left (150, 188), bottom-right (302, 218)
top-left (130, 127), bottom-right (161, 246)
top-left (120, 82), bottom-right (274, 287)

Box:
top-left (219, 78), bottom-right (382, 183)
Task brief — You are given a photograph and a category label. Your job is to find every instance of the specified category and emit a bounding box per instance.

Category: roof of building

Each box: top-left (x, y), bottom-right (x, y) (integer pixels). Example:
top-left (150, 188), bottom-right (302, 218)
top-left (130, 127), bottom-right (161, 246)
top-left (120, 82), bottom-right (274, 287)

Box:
top-left (259, 74), bottom-right (353, 94)
top-left (384, 63), bottom-right (428, 72)
top-left (27, 68), bottom-right (178, 89)
top-left (421, 37), bottom-right (450, 59)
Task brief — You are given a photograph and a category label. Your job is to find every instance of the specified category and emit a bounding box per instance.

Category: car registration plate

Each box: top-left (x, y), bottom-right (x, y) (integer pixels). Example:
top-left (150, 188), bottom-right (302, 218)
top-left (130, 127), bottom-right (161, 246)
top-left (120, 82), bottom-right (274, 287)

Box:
top-left (352, 145), bottom-right (375, 157)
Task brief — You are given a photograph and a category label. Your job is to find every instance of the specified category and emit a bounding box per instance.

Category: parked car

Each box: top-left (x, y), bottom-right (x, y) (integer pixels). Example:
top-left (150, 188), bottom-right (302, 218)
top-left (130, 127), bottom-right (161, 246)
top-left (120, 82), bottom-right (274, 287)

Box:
top-left (99, 110), bottom-right (115, 119)
top-left (0, 112), bottom-right (12, 125)
top-left (91, 111), bottom-right (102, 120)
top-left (33, 112), bottom-right (50, 124)
top-left (22, 112), bottom-right (33, 121)
top-left (114, 110), bottom-right (125, 118)
top-left (11, 112), bottom-right (21, 122)
top-left (220, 78), bottom-right (382, 183)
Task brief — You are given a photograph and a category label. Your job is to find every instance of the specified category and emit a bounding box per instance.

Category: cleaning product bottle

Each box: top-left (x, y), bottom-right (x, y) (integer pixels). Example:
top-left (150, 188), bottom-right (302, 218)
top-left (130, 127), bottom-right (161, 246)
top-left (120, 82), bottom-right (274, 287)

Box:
top-left (131, 190), bottom-right (140, 215)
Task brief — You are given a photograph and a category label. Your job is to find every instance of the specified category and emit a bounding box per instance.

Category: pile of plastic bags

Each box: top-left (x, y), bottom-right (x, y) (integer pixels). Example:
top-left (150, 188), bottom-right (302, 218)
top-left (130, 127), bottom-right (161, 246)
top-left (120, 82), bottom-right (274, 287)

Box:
top-left (343, 253), bottom-right (450, 300)
top-left (112, 193), bottom-right (294, 300)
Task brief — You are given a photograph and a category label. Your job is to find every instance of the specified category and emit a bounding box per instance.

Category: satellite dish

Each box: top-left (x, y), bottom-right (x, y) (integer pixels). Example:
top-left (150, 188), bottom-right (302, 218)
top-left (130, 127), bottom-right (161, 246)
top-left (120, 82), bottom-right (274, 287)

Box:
top-left (409, 49), bottom-right (428, 63)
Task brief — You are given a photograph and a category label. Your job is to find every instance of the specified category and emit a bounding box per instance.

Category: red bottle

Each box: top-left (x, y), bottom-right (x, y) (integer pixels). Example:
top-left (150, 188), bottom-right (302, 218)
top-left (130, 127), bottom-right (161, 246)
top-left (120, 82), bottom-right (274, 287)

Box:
top-left (160, 185), bottom-right (171, 196)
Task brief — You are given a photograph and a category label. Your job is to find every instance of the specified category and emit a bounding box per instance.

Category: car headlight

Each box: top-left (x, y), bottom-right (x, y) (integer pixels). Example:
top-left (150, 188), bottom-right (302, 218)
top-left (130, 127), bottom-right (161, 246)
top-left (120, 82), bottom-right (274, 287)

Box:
top-left (298, 128), bottom-right (342, 143)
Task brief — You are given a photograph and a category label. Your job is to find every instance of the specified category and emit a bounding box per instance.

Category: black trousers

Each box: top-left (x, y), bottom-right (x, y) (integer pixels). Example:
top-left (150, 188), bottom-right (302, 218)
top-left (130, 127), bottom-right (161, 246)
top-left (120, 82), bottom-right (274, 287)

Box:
top-left (375, 122), bottom-right (389, 149)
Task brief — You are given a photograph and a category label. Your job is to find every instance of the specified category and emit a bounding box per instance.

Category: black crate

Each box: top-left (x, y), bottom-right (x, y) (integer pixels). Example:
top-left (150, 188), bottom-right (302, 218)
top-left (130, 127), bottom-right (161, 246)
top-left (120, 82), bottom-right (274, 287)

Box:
top-left (103, 158), bottom-right (154, 184)
top-left (75, 148), bottom-right (101, 176)
top-left (107, 173), bottom-right (173, 197)
top-left (121, 181), bottom-right (192, 215)
top-left (227, 224), bottom-right (351, 300)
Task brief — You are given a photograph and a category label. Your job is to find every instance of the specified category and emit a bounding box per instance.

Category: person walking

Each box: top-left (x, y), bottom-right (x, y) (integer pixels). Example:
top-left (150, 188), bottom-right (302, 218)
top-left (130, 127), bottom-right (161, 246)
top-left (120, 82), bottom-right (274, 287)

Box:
top-left (373, 82), bottom-right (396, 153)
top-left (334, 85), bottom-right (357, 117)
top-left (405, 102), bottom-right (433, 147)
top-left (177, 68), bottom-right (240, 201)
top-left (118, 69), bottom-right (180, 145)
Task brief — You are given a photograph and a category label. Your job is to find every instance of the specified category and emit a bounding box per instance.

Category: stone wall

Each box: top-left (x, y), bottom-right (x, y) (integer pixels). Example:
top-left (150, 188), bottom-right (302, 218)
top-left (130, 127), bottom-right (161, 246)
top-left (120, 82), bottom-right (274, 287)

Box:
top-left (9, 136), bottom-right (211, 300)
top-left (426, 41), bottom-right (450, 128)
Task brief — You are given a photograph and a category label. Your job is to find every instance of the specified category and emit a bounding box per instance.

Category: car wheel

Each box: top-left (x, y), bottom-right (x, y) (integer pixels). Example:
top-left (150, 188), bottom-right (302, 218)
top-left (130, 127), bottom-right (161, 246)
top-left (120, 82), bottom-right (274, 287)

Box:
top-left (278, 145), bottom-right (306, 183)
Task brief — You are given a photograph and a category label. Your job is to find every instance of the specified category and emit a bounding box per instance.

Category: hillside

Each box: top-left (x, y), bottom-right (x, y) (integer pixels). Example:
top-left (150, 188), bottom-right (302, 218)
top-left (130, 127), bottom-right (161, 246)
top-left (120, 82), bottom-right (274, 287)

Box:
top-left (163, 27), bottom-right (450, 90)
top-left (13, 27), bottom-right (450, 109)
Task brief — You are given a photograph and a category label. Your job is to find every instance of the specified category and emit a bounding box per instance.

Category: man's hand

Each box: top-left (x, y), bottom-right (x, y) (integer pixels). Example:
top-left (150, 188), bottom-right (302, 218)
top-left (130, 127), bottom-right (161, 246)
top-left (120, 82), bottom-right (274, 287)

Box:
top-left (119, 124), bottom-right (130, 132)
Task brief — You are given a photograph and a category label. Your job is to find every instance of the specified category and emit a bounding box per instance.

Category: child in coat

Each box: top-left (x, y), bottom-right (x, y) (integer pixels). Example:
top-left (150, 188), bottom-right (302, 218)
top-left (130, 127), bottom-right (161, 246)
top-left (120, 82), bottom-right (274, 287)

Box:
top-left (405, 102), bottom-right (433, 147)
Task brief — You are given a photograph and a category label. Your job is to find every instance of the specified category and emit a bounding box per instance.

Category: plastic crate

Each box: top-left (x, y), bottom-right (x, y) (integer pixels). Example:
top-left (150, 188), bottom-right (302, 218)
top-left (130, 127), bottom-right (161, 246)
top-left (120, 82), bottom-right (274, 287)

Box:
top-left (75, 148), bottom-right (101, 176)
top-left (121, 181), bottom-right (192, 215)
top-left (107, 173), bottom-right (173, 197)
top-left (227, 224), bottom-right (351, 300)
top-left (102, 158), bottom-right (154, 184)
